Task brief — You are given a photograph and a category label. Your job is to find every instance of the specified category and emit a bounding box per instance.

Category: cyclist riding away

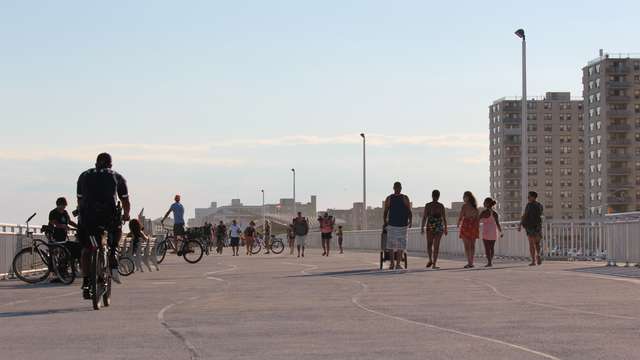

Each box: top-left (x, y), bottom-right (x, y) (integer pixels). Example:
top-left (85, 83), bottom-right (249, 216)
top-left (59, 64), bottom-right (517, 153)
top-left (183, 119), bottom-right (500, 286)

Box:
top-left (161, 195), bottom-right (186, 255)
top-left (77, 153), bottom-right (130, 299)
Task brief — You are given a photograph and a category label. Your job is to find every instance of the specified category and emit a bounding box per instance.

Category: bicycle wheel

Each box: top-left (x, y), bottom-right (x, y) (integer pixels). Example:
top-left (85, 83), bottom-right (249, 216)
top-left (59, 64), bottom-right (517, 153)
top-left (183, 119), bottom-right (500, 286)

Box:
top-left (182, 240), bottom-right (204, 264)
top-left (91, 252), bottom-right (102, 310)
top-left (270, 240), bottom-right (284, 254)
top-left (12, 247), bottom-right (50, 284)
top-left (51, 245), bottom-right (76, 285)
top-left (251, 241), bottom-right (262, 255)
top-left (156, 241), bottom-right (167, 264)
top-left (118, 255), bottom-right (135, 276)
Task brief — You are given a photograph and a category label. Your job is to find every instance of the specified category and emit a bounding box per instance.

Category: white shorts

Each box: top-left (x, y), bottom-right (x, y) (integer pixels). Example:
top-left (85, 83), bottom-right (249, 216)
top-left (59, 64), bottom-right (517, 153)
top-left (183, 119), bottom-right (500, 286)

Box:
top-left (295, 235), bottom-right (307, 247)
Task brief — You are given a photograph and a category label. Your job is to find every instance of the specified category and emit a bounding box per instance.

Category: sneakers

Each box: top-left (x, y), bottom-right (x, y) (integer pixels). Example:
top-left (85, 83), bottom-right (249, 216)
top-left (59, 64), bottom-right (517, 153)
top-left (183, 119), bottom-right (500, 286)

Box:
top-left (111, 269), bottom-right (122, 284)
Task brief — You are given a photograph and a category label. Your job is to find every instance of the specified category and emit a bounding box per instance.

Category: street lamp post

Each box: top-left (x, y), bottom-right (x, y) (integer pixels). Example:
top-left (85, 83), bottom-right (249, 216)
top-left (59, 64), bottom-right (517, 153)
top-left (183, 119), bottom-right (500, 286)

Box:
top-left (291, 168), bottom-right (296, 219)
top-left (360, 133), bottom-right (367, 230)
top-left (261, 189), bottom-right (265, 229)
top-left (515, 28), bottom-right (528, 211)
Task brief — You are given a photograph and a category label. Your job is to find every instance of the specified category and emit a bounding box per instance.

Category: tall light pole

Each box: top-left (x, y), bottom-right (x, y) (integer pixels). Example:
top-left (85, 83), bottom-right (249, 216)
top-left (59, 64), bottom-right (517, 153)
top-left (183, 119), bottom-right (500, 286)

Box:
top-left (291, 168), bottom-right (296, 219)
top-left (360, 133), bottom-right (367, 230)
top-left (515, 28), bottom-right (528, 211)
top-left (261, 189), bottom-right (265, 229)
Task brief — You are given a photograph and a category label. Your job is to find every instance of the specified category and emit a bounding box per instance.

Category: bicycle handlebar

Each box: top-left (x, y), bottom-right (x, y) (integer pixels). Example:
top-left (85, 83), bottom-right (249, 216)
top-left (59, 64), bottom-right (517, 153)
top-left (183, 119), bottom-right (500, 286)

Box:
top-left (27, 213), bottom-right (37, 223)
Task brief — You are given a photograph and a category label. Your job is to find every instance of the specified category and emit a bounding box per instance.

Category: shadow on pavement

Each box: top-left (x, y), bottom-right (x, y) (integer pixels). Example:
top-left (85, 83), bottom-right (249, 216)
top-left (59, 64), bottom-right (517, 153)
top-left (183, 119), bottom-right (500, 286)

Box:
top-left (0, 282), bottom-right (74, 290)
top-left (285, 263), bottom-right (531, 278)
top-left (0, 307), bottom-right (91, 318)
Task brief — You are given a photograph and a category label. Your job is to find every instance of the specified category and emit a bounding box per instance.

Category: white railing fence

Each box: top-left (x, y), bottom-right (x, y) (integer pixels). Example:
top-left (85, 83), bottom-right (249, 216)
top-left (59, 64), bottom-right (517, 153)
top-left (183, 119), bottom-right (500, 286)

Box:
top-left (329, 220), bottom-right (639, 266)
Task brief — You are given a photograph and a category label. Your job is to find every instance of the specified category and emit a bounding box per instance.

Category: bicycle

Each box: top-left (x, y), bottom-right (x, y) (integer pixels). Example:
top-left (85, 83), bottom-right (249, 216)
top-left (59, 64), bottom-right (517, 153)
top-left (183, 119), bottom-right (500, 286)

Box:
top-left (12, 213), bottom-right (76, 285)
top-left (155, 226), bottom-right (204, 264)
top-left (251, 235), bottom-right (285, 255)
top-left (87, 226), bottom-right (113, 310)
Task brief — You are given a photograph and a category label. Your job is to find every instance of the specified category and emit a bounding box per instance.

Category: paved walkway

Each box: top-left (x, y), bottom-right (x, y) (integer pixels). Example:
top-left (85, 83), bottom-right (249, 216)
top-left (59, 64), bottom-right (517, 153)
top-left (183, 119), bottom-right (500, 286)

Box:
top-left (1, 251), bottom-right (639, 360)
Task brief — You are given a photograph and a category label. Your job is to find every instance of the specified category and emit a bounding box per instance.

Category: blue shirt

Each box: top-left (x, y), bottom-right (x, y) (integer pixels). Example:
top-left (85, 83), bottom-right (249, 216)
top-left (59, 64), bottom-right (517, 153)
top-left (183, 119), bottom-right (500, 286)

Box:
top-left (170, 202), bottom-right (185, 225)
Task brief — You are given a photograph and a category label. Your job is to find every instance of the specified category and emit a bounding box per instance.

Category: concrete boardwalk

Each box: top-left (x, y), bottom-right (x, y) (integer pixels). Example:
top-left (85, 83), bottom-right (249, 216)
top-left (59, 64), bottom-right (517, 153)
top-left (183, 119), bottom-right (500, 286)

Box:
top-left (1, 251), bottom-right (639, 360)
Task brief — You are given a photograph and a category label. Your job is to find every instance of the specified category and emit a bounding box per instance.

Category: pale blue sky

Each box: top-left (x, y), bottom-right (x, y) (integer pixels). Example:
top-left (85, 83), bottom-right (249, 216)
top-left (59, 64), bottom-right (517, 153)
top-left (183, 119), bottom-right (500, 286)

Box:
top-left (1, 0), bottom-right (638, 224)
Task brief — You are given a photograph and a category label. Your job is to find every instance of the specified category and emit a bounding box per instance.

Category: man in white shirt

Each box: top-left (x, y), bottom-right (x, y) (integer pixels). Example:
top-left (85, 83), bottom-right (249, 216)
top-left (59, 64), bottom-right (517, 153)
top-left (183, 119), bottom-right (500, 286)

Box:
top-left (228, 219), bottom-right (242, 256)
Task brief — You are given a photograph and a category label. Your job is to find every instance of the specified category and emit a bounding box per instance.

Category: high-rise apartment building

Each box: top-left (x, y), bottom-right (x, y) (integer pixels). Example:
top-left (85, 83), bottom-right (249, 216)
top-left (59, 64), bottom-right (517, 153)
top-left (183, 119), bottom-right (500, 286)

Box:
top-left (489, 92), bottom-right (585, 221)
top-left (583, 52), bottom-right (640, 216)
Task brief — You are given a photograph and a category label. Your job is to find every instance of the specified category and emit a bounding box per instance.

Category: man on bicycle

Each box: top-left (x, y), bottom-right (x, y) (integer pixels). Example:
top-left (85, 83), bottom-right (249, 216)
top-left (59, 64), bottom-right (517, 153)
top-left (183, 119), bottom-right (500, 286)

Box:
top-left (77, 153), bottom-right (130, 299)
top-left (161, 195), bottom-right (186, 255)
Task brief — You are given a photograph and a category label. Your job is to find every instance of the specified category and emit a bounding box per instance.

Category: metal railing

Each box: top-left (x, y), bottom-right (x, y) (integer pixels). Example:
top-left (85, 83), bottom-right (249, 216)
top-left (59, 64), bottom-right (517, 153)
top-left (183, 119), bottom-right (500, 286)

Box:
top-left (321, 219), bottom-right (639, 266)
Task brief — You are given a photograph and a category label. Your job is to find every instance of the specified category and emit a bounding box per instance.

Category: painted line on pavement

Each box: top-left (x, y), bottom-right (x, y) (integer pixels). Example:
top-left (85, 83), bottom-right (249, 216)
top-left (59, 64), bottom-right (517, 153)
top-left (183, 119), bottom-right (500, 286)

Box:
top-left (286, 261), bottom-right (563, 360)
top-left (470, 278), bottom-right (638, 321)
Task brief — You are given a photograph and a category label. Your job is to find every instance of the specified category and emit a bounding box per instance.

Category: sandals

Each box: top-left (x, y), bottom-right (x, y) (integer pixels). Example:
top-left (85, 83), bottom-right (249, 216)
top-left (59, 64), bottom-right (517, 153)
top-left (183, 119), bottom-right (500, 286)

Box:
top-left (426, 261), bottom-right (433, 268)
top-left (464, 264), bottom-right (474, 269)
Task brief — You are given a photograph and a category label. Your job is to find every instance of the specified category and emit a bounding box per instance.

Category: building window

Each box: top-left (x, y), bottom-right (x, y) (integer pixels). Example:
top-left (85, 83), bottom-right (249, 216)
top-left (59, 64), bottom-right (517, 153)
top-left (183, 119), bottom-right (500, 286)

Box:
top-left (544, 113), bottom-right (553, 121)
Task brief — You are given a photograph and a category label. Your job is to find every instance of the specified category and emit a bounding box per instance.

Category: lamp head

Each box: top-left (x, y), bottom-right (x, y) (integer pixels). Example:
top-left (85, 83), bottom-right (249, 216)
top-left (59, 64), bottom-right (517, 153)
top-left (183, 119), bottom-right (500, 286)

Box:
top-left (515, 29), bottom-right (525, 39)
top-left (360, 133), bottom-right (365, 138)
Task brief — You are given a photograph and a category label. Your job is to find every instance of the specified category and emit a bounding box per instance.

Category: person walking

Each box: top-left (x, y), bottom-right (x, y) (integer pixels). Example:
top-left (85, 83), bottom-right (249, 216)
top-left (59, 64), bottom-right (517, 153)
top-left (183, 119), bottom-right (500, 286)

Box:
top-left (519, 191), bottom-right (544, 266)
top-left (458, 191), bottom-right (479, 268)
top-left (229, 219), bottom-right (241, 256)
top-left (287, 224), bottom-right (296, 255)
top-left (421, 190), bottom-right (447, 270)
top-left (263, 220), bottom-right (272, 254)
top-left (292, 212), bottom-right (309, 258)
top-left (319, 212), bottom-right (335, 256)
top-left (383, 182), bottom-right (412, 270)
top-left (244, 221), bottom-right (256, 256)
top-left (479, 198), bottom-right (502, 267)
top-left (215, 221), bottom-right (227, 255)
top-left (336, 225), bottom-right (344, 254)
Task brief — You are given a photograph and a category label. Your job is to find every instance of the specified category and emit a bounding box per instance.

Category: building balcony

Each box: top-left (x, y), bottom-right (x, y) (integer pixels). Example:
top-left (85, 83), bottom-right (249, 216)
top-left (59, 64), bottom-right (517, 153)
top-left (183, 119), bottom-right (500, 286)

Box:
top-left (505, 150), bottom-right (521, 156)
top-left (502, 117), bottom-right (522, 123)
top-left (606, 95), bottom-right (631, 102)
top-left (607, 81), bottom-right (632, 88)
top-left (607, 124), bottom-right (632, 132)
top-left (607, 65), bottom-right (630, 74)
top-left (608, 139), bottom-right (632, 146)
top-left (503, 128), bottom-right (521, 136)
top-left (503, 173), bottom-right (521, 179)
top-left (607, 196), bottom-right (633, 205)
top-left (608, 167), bottom-right (631, 175)
top-left (607, 109), bottom-right (632, 117)
top-left (608, 181), bottom-right (634, 189)
top-left (607, 153), bottom-right (632, 161)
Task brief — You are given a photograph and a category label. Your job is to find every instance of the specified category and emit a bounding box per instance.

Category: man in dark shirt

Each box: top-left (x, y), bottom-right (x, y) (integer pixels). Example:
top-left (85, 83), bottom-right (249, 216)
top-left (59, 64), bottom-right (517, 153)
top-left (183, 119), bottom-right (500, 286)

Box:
top-left (77, 153), bottom-right (131, 296)
top-left (48, 197), bottom-right (77, 242)
top-left (519, 191), bottom-right (544, 266)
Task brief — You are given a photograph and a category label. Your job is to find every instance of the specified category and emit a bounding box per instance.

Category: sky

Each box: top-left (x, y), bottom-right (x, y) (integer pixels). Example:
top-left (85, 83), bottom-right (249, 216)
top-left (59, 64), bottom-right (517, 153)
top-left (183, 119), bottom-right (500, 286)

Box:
top-left (1, 0), bottom-right (639, 225)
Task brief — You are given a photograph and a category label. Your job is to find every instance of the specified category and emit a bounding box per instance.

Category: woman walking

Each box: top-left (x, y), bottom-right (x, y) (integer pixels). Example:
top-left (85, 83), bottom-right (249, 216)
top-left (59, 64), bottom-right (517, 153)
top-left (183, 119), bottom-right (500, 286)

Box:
top-left (421, 190), bottom-right (447, 269)
top-left (479, 198), bottom-right (502, 267)
top-left (244, 221), bottom-right (256, 256)
top-left (457, 191), bottom-right (479, 268)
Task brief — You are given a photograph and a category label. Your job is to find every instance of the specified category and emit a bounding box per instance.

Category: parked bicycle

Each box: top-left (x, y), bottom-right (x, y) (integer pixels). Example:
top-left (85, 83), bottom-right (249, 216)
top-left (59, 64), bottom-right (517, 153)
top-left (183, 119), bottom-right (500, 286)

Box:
top-left (12, 213), bottom-right (76, 285)
top-left (251, 235), bottom-right (285, 255)
top-left (155, 226), bottom-right (204, 264)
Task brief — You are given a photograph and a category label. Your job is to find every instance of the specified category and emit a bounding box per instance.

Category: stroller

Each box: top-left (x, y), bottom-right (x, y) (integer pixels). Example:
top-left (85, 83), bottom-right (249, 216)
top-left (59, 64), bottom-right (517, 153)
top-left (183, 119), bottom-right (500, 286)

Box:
top-left (379, 226), bottom-right (408, 270)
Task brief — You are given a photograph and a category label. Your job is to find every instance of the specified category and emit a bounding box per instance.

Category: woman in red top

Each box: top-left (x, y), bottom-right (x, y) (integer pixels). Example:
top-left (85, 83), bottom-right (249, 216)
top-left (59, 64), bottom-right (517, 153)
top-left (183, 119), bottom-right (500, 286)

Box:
top-left (457, 191), bottom-right (479, 268)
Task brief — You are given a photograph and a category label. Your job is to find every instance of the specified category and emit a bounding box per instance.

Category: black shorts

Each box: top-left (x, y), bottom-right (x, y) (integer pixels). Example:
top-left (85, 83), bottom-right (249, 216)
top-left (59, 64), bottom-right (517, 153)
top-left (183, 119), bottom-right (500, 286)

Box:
top-left (321, 233), bottom-right (332, 240)
top-left (525, 225), bottom-right (542, 238)
top-left (230, 237), bottom-right (240, 246)
top-left (174, 223), bottom-right (185, 236)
